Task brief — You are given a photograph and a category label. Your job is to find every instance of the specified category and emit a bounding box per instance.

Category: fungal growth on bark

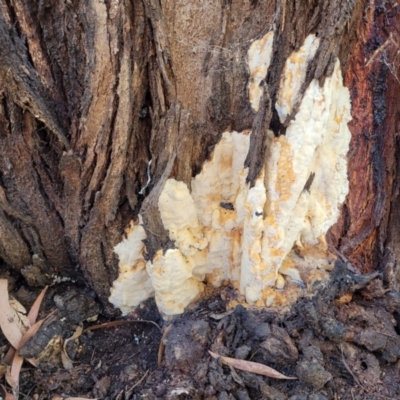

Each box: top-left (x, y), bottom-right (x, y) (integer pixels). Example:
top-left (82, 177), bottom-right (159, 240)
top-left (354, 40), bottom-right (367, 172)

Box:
top-left (0, 0), bottom-right (398, 331)
top-left (110, 33), bottom-right (352, 317)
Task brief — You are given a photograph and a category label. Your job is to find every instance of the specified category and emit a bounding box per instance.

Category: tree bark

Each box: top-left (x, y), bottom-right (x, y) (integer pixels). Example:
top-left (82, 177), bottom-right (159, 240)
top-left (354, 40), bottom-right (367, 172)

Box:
top-left (0, 0), bottom-right (399, 314)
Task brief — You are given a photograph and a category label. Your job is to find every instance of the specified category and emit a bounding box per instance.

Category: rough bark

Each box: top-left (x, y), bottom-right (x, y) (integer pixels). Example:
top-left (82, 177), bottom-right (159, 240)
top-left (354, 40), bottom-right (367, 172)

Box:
top-left (0, 0), bottom-right (399, 312)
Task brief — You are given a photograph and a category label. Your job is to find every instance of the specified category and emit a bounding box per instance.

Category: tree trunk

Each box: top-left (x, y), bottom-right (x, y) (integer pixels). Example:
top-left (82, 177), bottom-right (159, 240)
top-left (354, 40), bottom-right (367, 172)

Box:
top-left (0, 0), bottom-right (399, 316)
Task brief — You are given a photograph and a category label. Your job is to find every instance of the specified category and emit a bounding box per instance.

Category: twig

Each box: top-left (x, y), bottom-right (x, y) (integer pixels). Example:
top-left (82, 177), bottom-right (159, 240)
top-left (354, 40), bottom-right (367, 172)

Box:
top-left (143, 227), bottom-right (162, 238)
top-left (128, 370), bottom-right (149, 392)
top-left (378, 331), bottom-right (398, 339)
top-left (85, 319), bottom-right (162, 333)
top-left (340, 345), bottom-right (368, 392)
top-left (157, 324), bottom-right (172, 367)
top-left (281, 0), bottom-right (286, 31)
top-left (374, 393), bottom-right (394, 400)
top-left (90, 349), bottom-right (95, 364)
top-left (249, 349), bottom-right (260, 361)
top-left (114, 389), bottom-right (124, 400)
top-left (21, 384), bottom-right (35, 399)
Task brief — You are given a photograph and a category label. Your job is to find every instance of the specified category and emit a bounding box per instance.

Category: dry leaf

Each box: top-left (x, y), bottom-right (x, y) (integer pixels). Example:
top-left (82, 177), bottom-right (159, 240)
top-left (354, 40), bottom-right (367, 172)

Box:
top-left (0, 364), bottom-right (7, 378)
top-left (5, 364), bottom-right (18, 392)
top-left (0, 281), bottom-right (48, 399)
top-left (6, 362), bottom-right (20, 393)
top-left (61, 326), bottom-right (83, 370)
top-left (0, 384), bottom-right (16, 400)
top-left (6, 317), bottom-right (46, 394)
top-left (9, 298), bottom-right (30, 333)
top-left (0, 280), bottom-right (23, 348)
top-left (8, 299), bottom-right (27, 316)
top-left (5, 392), bottom-right (16, 400)
top-left (27, 286), bottom-right (48, 326)
top-left (208, 351), bottom-right (297, 380)
top-left (8, 296), bottom-right (26, 315)
top-left (6, 318), bottom-right (46, 390)
top-left (18, 318), bottom-right (46, 351)
top-left (3, 348), bottom-right (15, 365)
top-left (61, 349), bottom-right (73, 371)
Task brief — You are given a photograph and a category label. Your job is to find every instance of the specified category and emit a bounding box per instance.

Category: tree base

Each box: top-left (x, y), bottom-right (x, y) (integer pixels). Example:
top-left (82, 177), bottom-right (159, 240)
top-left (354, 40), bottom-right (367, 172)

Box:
top-left (3, 261), bottom-right (400, 399)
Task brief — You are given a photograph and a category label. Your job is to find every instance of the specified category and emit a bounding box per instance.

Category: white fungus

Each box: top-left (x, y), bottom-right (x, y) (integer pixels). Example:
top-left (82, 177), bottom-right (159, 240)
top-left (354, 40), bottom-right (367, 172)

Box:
top-left (108, 219), bottom-right (154, 315)
top-left (146, 249), bottom-right (204, 316)
top-left (275, 34), bottom-right (320, 122)
top-left (247, 31), bottom-right (274, 111)
top-left (109, 33), bottom-right (352, 316)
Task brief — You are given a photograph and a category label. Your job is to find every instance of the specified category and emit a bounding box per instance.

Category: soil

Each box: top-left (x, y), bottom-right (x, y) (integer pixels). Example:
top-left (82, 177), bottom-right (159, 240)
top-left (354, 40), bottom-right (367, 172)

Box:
top-left (1, 261), bottom-right (400, 400)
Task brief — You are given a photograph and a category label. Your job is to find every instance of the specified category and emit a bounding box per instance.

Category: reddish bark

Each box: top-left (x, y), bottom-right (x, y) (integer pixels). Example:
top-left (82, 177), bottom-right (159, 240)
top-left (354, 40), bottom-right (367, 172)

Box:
top-left (331, 0), bottom-right (400, 273)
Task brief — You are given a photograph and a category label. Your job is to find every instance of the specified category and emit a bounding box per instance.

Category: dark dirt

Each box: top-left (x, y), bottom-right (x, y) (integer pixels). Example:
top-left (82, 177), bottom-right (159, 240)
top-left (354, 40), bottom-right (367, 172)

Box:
top-left (2, 261), bottom-right (400, 399)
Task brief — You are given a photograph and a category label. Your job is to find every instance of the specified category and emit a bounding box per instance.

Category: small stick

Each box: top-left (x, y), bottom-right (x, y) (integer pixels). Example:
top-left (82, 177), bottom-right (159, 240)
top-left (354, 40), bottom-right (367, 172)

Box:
top-left (85, 319), bottom-right (162, 333)
top-left (90, 349), bottom-right (95, 364)
top-left (158, 325), bottom-right (172, 367)
top-left (249, 349), bottom-right (260, 361)
top-left (115, 389), bottom-right (124, 400)
top-left (281, 0), bottom-right (286, 31)
top-left (341, 349), bottom-right (392, 400)
top-left (340, 345), bottom-right (368, 392)
top-left (377, 331), bottom-right (398, 339)
top-left (128, 370), bottom-right (149, 392)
